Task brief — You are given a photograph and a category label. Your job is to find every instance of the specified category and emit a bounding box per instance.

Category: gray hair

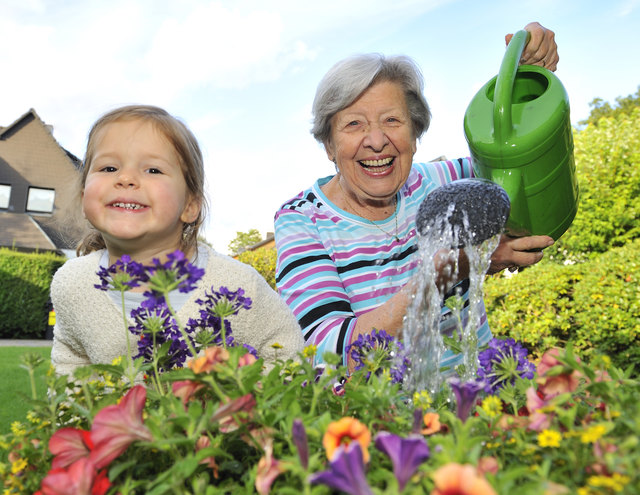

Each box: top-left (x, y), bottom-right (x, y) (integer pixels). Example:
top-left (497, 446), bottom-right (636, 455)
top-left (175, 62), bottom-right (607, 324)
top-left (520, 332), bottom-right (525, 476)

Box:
top-left (311, 53), bottom-right (431, 144)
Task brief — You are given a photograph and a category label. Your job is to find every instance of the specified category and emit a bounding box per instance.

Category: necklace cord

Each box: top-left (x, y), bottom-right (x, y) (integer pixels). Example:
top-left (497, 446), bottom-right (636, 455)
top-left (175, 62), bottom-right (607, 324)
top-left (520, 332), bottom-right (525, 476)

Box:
top-left (337, 177), bottom-right (400, 242)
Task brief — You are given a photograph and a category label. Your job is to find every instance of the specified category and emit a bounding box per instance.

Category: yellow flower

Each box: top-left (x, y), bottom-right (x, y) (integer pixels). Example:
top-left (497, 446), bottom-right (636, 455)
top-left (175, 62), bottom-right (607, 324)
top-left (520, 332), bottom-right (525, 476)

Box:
top-left (26, 411), bottom-right (41, 424)
top-left (323, 417), bottom-right (371, 462)
top-left (11, 458), bottom-right (27, 475)
top-left (413, 390), bottom-right (432, 410)
top-left (537, 429), bottom-right (562, 448)
top-left (580, 424), bottom-right (607, 444)
top-left (576, 487), bottom-right (592, 495)
top-left (271, 342), bottom-right (283, 350)
top-left (10, 422), bottom-right (25, 437)
top-left (480, 396), bottom-right (502, 418)
top-left (111, 355), bottom-right (123, 366)
top-left (302, 344), bottom-right (317, 358)
top-left (587, 473), bottom-right (630, 491)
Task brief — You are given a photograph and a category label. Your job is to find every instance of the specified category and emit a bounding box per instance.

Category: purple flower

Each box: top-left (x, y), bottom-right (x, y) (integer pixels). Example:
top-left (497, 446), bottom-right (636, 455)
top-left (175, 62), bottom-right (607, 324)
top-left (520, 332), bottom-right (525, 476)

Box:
top-left (140, 250), bottom-right (205, 307)
top-left (477, 338), bottom-right (536, 394)
top-left (346, 329), bottom-right (409, 384)
top-left (449, 377), bottom-right (484, 422)
top-left (374, 431), bottom-right (430, 491)
top-left (129, 303), bottom-right (193, 371)
top-left (292, 419), bottom-right (309, 469)
top-left (195, 286), bottom-right (252, 317)
top-left (94, 255), bottom-right (147, 291)
top-left (309, 443), bottom-right (373, 495)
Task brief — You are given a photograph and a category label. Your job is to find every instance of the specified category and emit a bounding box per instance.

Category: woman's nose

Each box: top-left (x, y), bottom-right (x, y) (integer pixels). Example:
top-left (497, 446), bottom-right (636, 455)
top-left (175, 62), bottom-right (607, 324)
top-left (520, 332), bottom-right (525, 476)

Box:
top-left (362, 125), bottom-right (389, 151)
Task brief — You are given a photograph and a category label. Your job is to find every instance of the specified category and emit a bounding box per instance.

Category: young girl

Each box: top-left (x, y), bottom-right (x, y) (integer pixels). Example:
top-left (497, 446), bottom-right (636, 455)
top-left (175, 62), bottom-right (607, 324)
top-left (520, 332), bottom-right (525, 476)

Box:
top-left (51, 105), bottom-right (304, 375)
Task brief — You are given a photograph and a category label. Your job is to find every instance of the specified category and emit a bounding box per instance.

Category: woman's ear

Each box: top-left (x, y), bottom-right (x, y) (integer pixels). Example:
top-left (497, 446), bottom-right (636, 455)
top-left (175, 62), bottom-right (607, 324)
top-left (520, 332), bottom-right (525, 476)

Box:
top-left (181, 196), bottom-right (201, 224)
top-left (323, 140), bottom-right (336, 163)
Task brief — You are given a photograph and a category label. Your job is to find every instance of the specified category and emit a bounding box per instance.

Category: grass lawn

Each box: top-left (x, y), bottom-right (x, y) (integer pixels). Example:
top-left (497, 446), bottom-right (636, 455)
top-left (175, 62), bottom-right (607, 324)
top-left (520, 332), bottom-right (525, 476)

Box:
top-left (0, 346), bottom-right (51, 436)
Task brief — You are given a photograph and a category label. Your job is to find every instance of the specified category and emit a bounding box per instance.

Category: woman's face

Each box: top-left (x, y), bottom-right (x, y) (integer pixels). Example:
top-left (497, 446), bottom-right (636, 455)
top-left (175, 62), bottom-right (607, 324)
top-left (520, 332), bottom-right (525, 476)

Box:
top-left (325, 80), bottom-right (417, 207)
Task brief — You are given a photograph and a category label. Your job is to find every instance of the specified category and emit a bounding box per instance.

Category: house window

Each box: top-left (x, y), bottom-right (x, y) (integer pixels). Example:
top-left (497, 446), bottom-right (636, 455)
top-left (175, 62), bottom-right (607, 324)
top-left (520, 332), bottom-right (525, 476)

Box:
top-left (26, 187), bottom-right (55, 213)
top-left (0, 184), bottom-right (10, 209)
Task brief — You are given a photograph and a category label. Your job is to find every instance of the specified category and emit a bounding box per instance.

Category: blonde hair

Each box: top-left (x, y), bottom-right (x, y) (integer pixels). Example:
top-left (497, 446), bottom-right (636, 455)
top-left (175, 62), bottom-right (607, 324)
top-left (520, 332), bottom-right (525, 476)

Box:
top-left (76, 105), bottom-right (207, 256)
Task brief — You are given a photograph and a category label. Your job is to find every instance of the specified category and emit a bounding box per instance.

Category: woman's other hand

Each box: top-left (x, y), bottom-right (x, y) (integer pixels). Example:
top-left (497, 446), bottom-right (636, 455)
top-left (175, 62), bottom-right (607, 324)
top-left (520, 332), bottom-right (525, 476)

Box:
top-left (489, 234), bottom-right (554, 274)
top-left (505, 21), bottom-right (559, 71)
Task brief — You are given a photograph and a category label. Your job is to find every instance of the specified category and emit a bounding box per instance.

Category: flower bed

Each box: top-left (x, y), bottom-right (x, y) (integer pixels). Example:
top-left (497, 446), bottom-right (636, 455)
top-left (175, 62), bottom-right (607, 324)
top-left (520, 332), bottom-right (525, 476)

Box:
top-left (1, 253), bottom-right (639, 494)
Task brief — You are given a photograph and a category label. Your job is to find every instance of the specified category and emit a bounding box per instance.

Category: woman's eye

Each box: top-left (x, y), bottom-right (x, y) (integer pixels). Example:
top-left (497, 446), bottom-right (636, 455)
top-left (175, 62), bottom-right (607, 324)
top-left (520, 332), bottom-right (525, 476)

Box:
top-left (347, 120), bottom-right (360, 127)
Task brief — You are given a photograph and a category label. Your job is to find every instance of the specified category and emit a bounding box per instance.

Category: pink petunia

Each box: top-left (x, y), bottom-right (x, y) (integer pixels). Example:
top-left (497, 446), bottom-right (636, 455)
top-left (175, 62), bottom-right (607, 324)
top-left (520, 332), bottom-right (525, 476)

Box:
top-left (525, 387), bottom-right (553, 431)
top-left (211, 393), bottom-right (256, 433)
top-left (172, 379), bottom-right (205, 407)
top-left (255, 440), bottom-right (285, 495)
top-left (49, 427), bottom-right (93, 469)
top-left (39, 457), bottom-right (110, 495)
top-left (89, 385), bottom-right (153, 469)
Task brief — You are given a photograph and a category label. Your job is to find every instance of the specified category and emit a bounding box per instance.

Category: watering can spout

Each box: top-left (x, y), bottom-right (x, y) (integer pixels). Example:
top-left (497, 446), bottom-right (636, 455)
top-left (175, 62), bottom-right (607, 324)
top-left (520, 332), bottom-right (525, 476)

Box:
top-left (463, 30), bottom-right (579, 240)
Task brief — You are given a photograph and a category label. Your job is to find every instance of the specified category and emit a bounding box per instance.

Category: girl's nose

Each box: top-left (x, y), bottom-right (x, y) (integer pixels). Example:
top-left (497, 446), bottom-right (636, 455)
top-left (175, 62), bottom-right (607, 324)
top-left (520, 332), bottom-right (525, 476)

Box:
top-left (362, 125), bottom-right (389, 152)
top-left (116, 169), bottom-right (139, 188)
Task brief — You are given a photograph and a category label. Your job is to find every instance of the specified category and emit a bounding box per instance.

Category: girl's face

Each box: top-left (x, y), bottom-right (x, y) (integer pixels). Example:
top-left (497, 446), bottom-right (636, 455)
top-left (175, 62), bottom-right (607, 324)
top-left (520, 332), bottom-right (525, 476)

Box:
top-left (82, 119), bottom-right (200, 262)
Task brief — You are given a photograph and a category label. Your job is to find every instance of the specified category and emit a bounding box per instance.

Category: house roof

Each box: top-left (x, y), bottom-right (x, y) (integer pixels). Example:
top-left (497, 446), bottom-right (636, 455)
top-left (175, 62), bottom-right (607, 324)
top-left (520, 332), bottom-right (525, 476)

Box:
top-left (0, 109), bottom-right (83, 253)
top-left (0, 212), bottom-right (56, 250)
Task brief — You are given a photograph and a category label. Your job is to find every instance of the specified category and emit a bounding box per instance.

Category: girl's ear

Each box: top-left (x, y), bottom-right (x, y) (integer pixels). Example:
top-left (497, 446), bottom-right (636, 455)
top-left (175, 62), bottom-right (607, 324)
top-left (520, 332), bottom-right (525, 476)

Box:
top-left (181, 196), bottom-right (201, 224)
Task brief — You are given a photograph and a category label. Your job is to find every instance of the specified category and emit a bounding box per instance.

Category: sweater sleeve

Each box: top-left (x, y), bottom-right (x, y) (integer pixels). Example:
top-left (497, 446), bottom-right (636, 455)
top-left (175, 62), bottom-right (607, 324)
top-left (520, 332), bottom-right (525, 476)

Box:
top-left (50, 262), bottom-right (93, 376)
top-left (274, 206), bottom-right (357, 367)
top-left (194, 248), bottom-right (305, 367)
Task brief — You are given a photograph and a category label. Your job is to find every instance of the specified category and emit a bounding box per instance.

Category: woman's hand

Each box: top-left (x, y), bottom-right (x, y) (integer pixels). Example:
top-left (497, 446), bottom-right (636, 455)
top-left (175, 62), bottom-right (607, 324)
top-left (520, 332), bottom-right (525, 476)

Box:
top-left (489, 234), bottom-right (554, 274)
top-left (505, 21), bottom-right (559, 71)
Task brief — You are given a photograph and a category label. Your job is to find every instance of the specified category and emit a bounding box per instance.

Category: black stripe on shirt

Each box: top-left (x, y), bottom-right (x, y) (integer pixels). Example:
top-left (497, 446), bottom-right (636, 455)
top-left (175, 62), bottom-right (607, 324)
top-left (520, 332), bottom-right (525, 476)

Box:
top-left (300, 300), bottom-right (353, 335)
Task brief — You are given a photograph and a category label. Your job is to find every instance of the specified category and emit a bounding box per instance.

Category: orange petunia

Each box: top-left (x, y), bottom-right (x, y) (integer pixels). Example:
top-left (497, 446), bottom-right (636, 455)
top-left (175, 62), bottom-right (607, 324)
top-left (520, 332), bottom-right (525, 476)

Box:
top-left (422, 412), bottom-right (442, 436)
top-left (322, 417), bottom-right (371, 463)
top-left (431, 463), bottom-right (497, 495)
top-left (188, 346), bottom-right (230, 374)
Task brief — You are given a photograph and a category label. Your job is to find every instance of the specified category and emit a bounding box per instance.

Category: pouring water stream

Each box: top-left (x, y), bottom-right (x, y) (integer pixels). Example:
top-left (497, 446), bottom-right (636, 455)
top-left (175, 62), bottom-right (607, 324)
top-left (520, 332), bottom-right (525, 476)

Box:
top-left (401, 179), bottom-right (510, 395)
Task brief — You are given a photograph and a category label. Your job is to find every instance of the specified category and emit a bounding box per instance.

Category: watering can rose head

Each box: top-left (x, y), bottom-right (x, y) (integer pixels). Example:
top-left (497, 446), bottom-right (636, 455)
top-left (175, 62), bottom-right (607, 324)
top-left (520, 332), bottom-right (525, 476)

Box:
top-left (416, 178), bottom-right (510, 247)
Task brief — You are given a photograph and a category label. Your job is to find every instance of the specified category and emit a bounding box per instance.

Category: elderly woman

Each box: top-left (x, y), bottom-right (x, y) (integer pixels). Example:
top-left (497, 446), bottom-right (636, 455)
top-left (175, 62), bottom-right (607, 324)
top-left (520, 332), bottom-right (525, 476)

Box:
top-left (274, 22), bottom-right (558, 370)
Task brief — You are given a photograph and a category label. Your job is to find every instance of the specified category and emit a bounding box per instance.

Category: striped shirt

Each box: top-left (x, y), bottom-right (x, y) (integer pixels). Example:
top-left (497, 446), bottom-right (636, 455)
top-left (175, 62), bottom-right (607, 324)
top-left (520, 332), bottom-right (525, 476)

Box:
top-left (274, 159), bottom-right (492, 367)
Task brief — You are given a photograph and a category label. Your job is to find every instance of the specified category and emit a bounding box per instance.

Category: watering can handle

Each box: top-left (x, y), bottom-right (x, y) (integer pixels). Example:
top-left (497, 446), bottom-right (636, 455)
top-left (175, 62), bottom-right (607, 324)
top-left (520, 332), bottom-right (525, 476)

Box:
top-left (494, 30), bottom-right (531, 143)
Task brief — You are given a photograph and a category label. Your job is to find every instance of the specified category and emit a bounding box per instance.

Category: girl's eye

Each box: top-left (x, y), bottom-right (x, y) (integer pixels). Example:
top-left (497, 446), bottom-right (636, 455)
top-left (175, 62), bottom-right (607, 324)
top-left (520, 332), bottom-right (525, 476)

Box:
top-left (147, 168), bottom-right (163, 174)
top-left (99, 166), bottom-right (117, 173)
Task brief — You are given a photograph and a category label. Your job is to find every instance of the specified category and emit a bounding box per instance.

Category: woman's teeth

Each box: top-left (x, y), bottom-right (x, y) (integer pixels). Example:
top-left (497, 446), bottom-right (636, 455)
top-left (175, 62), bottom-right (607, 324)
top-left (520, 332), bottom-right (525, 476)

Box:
top-left (112, 202), bottom-right (144, 210)
top-left (359, 157), bottom-right (394, 168)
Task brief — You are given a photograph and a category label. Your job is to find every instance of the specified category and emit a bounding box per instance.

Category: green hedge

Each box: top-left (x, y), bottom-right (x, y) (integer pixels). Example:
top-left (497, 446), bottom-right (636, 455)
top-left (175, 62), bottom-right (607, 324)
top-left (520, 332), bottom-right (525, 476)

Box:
top-left (236, 247), bottom-right (277, 289)
top-left (0, 249), bottom-right (65, 339)
top-left (545, 108), bottom-right (640, 264)
top-left (484, 239), bottom-right (640, 372)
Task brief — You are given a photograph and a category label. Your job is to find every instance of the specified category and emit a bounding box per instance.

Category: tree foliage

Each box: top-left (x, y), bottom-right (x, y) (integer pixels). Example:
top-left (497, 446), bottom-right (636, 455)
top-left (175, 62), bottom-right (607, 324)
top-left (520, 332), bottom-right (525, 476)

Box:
top-left (227, 228), bottom-right (262, 255)
top-left (578, 85), bottom-right (640, 127)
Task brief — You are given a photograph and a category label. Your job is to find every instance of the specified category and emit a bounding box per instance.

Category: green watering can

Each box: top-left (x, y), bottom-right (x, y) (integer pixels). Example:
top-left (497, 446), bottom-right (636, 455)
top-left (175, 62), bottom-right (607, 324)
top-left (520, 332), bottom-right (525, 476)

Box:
top-left (463, 30), bottom-right (579, 240)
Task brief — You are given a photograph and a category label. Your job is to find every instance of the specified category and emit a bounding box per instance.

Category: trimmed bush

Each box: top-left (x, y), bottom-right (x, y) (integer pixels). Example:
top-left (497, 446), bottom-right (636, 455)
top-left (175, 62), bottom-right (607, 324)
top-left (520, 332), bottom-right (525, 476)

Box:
top-left (0, 248), bottom-right (66, 339)
top-left (236, 247), bottom-right (277, 289)
top-left (484, 239), bottom-right (640, 372)
top-left (545, 108), bottom-right (640, 264)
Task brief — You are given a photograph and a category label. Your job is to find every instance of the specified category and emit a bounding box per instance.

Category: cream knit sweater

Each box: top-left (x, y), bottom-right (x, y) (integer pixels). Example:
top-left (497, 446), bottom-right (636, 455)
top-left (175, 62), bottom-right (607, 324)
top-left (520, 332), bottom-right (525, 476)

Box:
top-left (50, 247), bottom-right (304, 375)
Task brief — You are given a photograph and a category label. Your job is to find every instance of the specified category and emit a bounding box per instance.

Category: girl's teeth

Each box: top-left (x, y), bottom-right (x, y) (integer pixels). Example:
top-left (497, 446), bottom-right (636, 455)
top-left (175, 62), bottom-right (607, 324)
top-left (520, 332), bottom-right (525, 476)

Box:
top-left (114, 202), bottom-right (143, 210)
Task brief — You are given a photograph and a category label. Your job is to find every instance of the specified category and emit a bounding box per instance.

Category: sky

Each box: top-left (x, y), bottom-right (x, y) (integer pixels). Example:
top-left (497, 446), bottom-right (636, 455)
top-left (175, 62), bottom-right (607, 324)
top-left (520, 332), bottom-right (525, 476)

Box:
top-left (1, 0), bottom-right (638, 254)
